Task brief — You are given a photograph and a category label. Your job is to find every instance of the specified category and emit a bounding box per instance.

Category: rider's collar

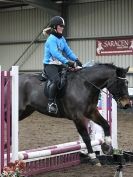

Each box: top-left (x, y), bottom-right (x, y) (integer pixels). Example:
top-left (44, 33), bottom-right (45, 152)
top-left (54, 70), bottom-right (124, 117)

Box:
top-left (51, 31), bottom-right (63, 38)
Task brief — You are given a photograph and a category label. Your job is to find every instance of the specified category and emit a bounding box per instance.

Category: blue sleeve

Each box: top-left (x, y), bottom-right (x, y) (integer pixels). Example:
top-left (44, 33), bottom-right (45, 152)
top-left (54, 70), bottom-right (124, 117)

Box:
top-left (63, 37), bottom-right (78, 61)
top-left (48, 37), bottom-right (68, 64)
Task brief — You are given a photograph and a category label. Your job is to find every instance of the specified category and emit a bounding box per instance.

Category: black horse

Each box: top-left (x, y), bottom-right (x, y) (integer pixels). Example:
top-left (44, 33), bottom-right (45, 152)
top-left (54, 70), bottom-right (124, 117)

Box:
top-left (19, 63), bottom-right (130, 165)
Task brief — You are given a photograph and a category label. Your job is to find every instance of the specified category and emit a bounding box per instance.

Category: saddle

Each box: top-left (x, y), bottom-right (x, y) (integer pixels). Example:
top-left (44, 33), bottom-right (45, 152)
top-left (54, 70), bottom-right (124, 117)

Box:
top-left (38, 67), bottom-right (82, 98)
top-left (38, 70), bottom-right (48, 81)
top-left (38, 69), bottom-right (67, 98)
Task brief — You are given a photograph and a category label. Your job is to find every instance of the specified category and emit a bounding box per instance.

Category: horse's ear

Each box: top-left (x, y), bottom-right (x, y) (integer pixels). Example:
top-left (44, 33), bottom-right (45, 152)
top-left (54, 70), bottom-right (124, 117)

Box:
top-left (116, 66), bottom-right (129, 77)
top-left (125, 66), bottom-right (130, 73)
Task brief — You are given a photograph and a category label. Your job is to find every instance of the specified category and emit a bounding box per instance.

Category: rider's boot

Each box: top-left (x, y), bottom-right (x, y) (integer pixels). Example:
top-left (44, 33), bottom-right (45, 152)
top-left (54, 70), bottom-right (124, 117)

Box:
top-left (47, 82), bottom-right (58, 114)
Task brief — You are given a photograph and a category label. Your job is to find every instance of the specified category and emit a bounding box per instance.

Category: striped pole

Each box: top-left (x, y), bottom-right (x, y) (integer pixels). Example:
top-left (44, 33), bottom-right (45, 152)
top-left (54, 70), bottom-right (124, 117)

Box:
top-left (18, 140), bottom-right (102, 160)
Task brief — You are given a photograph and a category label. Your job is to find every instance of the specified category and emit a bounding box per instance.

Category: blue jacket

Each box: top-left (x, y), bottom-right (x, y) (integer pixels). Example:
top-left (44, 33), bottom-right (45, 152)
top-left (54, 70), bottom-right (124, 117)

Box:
top-left (43, 34), bottom-right (77, 65)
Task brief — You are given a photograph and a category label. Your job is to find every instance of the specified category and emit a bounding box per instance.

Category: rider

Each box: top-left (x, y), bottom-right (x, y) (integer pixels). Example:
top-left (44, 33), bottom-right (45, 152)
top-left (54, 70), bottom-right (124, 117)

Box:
top-left (43, 16), bottom-right (82, 114)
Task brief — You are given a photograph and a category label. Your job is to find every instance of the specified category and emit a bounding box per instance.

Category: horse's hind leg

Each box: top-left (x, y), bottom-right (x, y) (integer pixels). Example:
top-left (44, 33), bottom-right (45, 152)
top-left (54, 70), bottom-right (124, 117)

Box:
top-left (73, 117), bottom-right (101, 166)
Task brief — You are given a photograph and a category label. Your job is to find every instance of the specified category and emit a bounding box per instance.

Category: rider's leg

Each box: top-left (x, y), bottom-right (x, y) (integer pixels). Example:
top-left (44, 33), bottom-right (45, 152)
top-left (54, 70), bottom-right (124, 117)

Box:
top-left (44, 64), bottom-right (60, 114)
top-left (47, 82), bottom-right (58, 114)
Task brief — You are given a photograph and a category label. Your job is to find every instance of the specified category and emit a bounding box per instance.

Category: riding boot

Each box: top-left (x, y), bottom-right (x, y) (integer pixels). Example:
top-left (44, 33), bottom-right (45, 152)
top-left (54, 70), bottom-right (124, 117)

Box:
top-left (47, 82), bottom-right (58, 114)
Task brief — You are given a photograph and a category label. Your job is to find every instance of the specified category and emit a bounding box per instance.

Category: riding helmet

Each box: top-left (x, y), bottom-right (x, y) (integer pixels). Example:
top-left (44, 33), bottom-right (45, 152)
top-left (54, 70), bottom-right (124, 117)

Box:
top-left (49, 16), bottom-right (65, 29)
top-left (43, 16), bottom-right (65, 36)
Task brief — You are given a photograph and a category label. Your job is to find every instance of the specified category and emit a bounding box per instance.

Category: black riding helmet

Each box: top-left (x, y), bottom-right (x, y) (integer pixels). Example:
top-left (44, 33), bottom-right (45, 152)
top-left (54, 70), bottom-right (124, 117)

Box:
top-left (49, 16), bottom-right (65, 29)
top-left (43, 16), bottom-right (65, 36)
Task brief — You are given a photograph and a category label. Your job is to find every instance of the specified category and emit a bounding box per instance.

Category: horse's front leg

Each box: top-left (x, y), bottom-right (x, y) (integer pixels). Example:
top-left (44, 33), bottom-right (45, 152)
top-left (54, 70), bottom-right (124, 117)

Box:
top-left (88, 109), bottom-right (113, 154)
top-left (73, 117), bottom-right (101, 166)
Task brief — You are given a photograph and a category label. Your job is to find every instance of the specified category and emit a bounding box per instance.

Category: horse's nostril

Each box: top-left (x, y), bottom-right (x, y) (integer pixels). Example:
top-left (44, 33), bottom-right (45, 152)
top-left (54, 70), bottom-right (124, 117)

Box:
top-left (124, 103), bottom-right (131, 109)
top-left (125, 105), bottom-right (128, 109)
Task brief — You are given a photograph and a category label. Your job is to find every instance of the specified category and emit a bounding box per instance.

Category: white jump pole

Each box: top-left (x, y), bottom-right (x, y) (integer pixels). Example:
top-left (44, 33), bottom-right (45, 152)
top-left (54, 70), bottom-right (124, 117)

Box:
top-left (0, 66), bottom-right (1, 172)
top-left (11, 66), bottom-right (19, 161)
top-left (101, 88), bottom-right (108, 119)
top-left (111, 98), bottom-right (118, 149)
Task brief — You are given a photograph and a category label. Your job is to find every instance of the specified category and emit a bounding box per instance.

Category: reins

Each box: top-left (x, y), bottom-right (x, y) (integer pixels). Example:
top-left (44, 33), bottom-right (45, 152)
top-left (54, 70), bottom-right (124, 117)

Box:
top-left (44, 65), bottom-right (127, 97)
top-left (85, 80), bottom-right (108, 94)
top-left (86, 76), bottom-right (127, 95)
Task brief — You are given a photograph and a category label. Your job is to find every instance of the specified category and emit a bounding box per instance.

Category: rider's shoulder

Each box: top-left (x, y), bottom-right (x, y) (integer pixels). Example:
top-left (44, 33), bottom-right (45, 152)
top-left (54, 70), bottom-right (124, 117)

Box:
top-left (62, 36), bottom-right (66, 41)
top-left (46, 34), bottom-right (57, 44)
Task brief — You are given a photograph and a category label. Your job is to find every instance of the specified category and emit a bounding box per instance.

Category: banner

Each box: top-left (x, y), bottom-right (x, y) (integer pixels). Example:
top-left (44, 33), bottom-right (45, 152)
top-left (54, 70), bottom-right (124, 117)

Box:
top-left (96, 38), bottom-right (133, 56)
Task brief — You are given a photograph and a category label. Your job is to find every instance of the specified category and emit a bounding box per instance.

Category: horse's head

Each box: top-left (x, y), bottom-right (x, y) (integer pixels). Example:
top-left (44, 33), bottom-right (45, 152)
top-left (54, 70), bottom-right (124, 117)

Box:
top-left (107, 66), bottom-right (131, 109)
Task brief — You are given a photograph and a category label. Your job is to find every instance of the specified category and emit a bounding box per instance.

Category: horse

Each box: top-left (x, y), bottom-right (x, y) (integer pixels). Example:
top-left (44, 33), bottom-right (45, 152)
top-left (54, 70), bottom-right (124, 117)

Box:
top-left (18, 63), bottom-right (131, 165)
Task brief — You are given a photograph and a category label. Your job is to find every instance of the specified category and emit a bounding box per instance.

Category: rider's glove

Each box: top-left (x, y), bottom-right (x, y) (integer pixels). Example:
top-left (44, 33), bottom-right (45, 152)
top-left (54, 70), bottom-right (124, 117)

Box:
top-left (67, 61), bottom-right (75, 68)
top-left (76, 59), bottom-right (82, 67)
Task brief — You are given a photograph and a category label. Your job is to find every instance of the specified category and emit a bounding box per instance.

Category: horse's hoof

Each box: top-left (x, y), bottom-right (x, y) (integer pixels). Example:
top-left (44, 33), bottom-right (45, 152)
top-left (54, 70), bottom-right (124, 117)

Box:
top-left (101, 143), bottom-right (113, 155)
top-left (96, 162), bottom-right (102, 167)
top-left (89, 158), bottom-right (101, 166)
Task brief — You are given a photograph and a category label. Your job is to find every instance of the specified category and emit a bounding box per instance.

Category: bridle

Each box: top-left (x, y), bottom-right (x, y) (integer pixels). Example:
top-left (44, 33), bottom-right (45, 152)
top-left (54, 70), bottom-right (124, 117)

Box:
top-left (107, 76), bottom-right (128, 88)
top-left (106, 76), bottom-right (128, 102)
top-left (117, 76), bottom-right (127, 80)
top-left (87, 76), bottom-right (128, 100)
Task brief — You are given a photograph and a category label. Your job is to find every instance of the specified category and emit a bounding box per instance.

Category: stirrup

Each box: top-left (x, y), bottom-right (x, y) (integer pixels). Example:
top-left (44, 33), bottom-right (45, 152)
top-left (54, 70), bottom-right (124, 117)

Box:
top-left (48, 103), bottom-right (58, 114)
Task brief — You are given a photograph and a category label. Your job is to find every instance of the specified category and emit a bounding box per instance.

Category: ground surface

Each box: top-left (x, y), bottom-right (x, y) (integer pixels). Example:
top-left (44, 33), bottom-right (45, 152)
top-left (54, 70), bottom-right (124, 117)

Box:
top-left (19, 110), bottom-right (133, 177)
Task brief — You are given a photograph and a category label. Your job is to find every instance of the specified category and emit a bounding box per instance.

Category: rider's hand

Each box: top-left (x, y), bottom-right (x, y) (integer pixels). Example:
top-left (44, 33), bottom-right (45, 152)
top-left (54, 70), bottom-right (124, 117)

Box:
top-left (67, 61), bottom-right (75, 68)
top-left (76, 59), bottom-right (82, 67)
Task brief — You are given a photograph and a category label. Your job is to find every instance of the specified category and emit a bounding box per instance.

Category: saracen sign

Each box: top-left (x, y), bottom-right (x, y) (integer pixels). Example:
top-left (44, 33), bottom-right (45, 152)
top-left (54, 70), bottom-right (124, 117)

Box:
top-left (96, 38), bottom-right (133, 56)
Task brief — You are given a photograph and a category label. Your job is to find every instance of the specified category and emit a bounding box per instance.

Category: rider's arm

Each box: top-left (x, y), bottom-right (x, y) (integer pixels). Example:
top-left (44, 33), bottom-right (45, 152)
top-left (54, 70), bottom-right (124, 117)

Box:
top-left (48, 37), bottom-right (68, 64)
top-left (63, 37), bottom-right (78, 61)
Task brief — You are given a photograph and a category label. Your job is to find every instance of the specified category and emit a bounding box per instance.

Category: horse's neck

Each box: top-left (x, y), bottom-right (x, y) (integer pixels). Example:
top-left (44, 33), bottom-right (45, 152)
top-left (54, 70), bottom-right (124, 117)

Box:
top-left (67, 67), bottom-right (115, 90)
top-left (82, 68), bottom-right (115, 89)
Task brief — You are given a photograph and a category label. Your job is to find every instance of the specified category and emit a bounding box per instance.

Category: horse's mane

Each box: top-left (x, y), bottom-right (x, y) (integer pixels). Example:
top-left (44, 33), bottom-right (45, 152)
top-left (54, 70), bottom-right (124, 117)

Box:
top-left (83, 63), bottom-right (128, 78)
top-left (81, 63), bottom-right (117, 73)
top-left (91, 63), bottom-right (116, 69)
top-left (66, 63), bottom-right (118, 78)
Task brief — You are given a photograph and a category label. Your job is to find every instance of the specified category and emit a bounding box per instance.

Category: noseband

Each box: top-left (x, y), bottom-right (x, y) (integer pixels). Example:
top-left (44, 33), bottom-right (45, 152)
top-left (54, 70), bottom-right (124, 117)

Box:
top-left (117, 76), bottom-right (127, 80)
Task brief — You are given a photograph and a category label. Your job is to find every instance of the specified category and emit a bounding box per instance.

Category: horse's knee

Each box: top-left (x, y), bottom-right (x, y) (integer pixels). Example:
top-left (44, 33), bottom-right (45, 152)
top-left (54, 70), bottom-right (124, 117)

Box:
top-left (104, 136), bottom-right (112, 145)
